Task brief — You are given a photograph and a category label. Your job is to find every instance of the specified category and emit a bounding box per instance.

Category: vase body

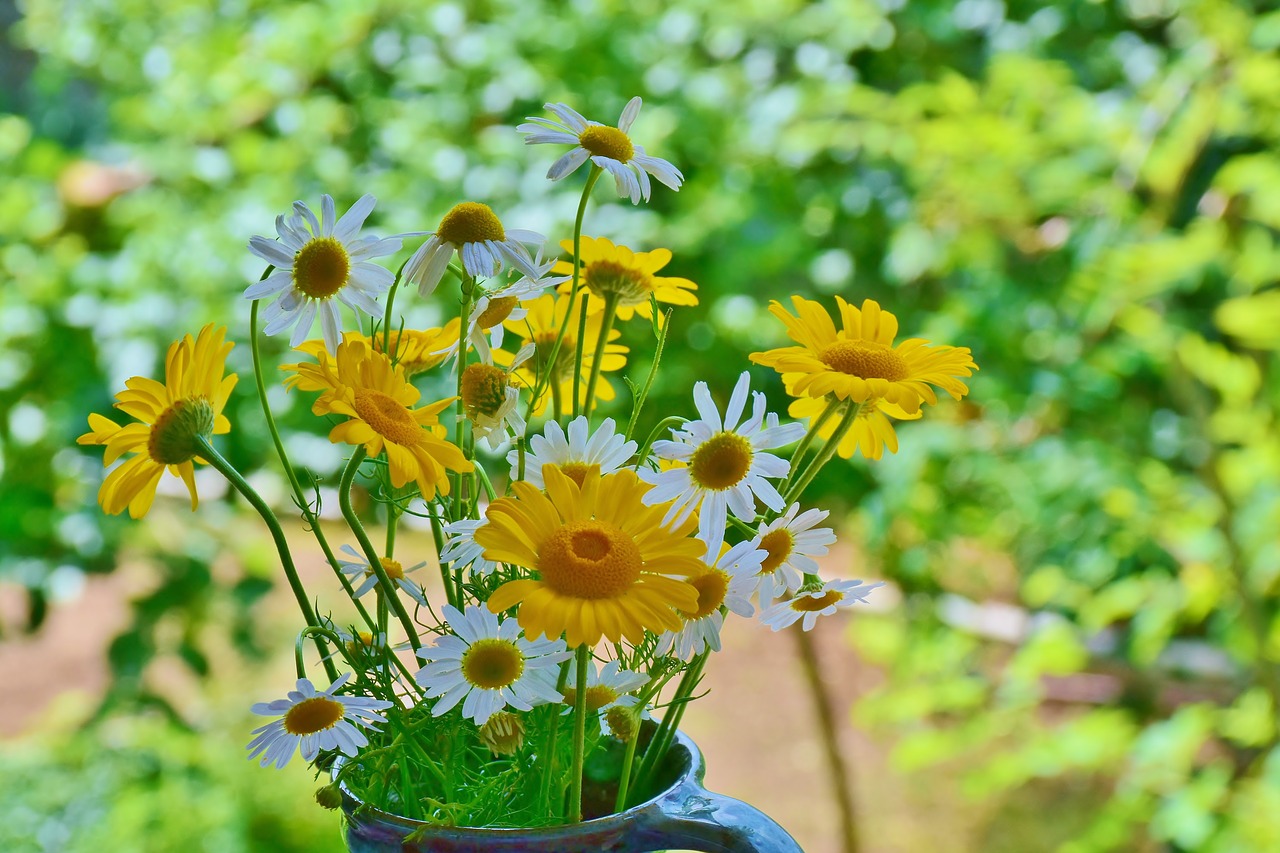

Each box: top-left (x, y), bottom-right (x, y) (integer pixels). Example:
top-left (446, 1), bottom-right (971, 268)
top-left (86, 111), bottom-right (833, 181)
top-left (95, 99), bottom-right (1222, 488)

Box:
top-left (338, 728), bottom-right (803, 853)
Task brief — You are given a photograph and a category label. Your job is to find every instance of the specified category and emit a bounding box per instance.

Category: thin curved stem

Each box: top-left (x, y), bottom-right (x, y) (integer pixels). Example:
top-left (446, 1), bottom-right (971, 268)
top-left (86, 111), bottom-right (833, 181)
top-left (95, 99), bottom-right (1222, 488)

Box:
top-left (583, 291), bottom-right (620, 417)
top-left (779, 397), bottom-right (843, 497)
top-left (784, 402), bottom-right (859, 504)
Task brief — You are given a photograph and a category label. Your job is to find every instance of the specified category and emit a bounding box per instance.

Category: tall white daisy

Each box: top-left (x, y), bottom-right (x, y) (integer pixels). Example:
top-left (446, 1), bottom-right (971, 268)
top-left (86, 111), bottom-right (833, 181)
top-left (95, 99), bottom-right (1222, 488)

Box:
top-left (751, 503), bottom-right (839, 604)
top-left (246, 673), bottom-right (392, 769)
top-left (518, 97), bottom-right (683, 204)
top-left (439, 518), bottom-right (501, 577)
top-left (508, 415), bottom-right (638, 488)
top-left (246, 193), bottom-right (400, 353)
top-left (759, 578), bottom-right (884, 632)
top-left (415, 605), bottom-right (570, 726)
top-left (404, 201), bottom-right (545, 296)
top-left (656, 538), bottom-right (762, 661)
top-left (639, 371), bottom-right (805, 558)
top-left (337, 544), bottom-right (429, 606)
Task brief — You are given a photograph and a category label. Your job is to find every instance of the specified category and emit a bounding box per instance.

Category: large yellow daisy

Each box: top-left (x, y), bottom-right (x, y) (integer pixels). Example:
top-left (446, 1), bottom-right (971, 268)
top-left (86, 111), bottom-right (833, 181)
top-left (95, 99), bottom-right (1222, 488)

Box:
top-left (282, 340), bottom-right (471, 498)
top-left (78, 324), bottom-right (237, 518)
top-left (478, 465), bottom-right (704, 647)
top-left (750, 296), bottom-right (977, 414)
top-left (552, 236), bottom-right (697, 321)
top-left (289, 321), bottom-right (459, 381)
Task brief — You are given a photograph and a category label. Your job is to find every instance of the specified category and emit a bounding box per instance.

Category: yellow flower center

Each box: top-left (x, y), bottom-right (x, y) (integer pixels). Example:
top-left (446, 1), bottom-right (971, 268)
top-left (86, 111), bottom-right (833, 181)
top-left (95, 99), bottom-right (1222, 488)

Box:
top-left (282, 696), bottom-right (345, 735)
top-left (461, 363), bottom-right (510, 417)
top-left (461, 638), bottom-right (525, 689)
top-left (681, 570), bottom-right (730, 620)
top-left (604, 705), bottom-right (639, 743)
top-left (538, 520), bottom-right (643, 600)
top-left (820, 340), bottom-right (909, 381)
top-left (476, 296), bottom-right (519, 329)
top-left (578, 125), bottom-right (634, 163)
top-left (344, 631), bottom-right (377, 656)
top-left (148, 396), bottom-right (216, 465)
top-left (352, 389), bottom-right (422, 446)
top-left (562, 684), bottom-right (620, 713)
top-left (584, 259), bottom-right (652, 306)
top-left (759, 529), bottom-right (795, 575)
top-left (689, 432), bottom-right (754, 491)
top-left (365, 557), bottom-right (404, 581)
top-left (533, 333), bottom-right (578, 381)
top-left (558, 462), bottom-right (600, 488)
top-left (293, 236), bottom-right (351, 299)
top-left (479, 711), bottom-right (525, 756)
top-left (436, 202), bottom-right (506, 246)
top-left (791, 590), bottom-right (844, 612)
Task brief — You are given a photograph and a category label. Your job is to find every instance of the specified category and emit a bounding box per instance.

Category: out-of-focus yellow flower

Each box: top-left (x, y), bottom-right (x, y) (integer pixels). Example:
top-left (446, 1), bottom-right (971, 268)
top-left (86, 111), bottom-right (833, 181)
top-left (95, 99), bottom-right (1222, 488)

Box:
top-left (290, 322), bottom-right (460, 380)
top-left (786, 393), bottom-right (920, 460)
top-left (552, 236), bottom-right (697, 321)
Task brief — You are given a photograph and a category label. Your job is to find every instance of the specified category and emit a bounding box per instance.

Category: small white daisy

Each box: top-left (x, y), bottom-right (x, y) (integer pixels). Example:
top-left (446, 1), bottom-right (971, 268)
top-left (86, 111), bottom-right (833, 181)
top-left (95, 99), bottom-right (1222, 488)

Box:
top-left (655, 538), bottom-right (763, 661)
top-left (415, 605), bottom-right (570, 726)
top-left (246, 673), bottom-right (392, 769)
top-left (435, 256), bottom-right (568, 366)
top-left (639, 371), bottom-right (805, 559)
top-left (751, 503), bottom-right (839, 604)
top-left (759, 578), bottom-right (884, 632)
top-left (404, 201), bottom-right (545, 296)
top-left (246, 193), bottom-right (401, 353)
top-left (439, 518), bottom-right (501, 577)
top-left (562, 659), bottom-right (648, 716)
top-left (518, 97), bottom-right (683, 204)
top-left (460, 344), bottom-right (534, 451)
top-left (337, 544), bottom-right (429, 606)
top-left (509, 415), bottom-right (638, 488)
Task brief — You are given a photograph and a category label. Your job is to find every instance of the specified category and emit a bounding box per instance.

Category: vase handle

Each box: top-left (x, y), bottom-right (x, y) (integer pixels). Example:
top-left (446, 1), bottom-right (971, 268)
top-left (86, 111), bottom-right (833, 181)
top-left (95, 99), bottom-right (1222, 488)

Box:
top-left (636, 774), bottom-right (805, 853)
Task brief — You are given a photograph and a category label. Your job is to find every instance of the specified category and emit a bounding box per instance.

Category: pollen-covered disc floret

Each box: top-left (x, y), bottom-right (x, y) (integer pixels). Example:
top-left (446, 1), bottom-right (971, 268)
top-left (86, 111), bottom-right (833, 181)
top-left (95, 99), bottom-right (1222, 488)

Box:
top-left (404, 201), bottom-right (546, 296)
top-left (415, 605), bottom-right (570, 726)
top-left (78, 325), bottom-right (237, 519)
top-left (639, 371), bottom-right (805, 559)
top-left (518, 97), bottom-right (683, 204)
top-left (508, 416), bottom-right (637, 490)
top-left (759, 578), bottom-right (885, 632)
top-left (478, 466), bottom-right (705, 647)
top-left (750, 503), bottom-right (838, 604)
top-left (552, 236), bottom-right (698, 321)
top-left (336, 543), bottom-right (429, 606)
top-left (478, 711), bottom-right (527, 756)
top-left (656, 539), bottom-right (763, 660)
top-left (246, 194), bottom-right (400, 354)
top-left (246, 673), bottom-right (392, 769)
top-left (460, 346), bottom-right (531, 451)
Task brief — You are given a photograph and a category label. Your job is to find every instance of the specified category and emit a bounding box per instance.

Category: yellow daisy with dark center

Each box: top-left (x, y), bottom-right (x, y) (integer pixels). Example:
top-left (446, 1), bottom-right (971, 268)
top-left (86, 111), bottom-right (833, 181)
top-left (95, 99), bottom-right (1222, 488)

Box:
top-left (552, 236), bottom-right (697, 321)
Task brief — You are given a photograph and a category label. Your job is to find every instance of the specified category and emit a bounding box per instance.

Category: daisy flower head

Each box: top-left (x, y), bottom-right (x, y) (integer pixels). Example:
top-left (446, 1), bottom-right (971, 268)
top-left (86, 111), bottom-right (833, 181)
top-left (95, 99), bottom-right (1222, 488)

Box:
top-left (561, 659), bottom-right (647, 716)
top-left (751, 503), bottom-right (838, 603)
top-left (750, 296), bottom-right (978, 415)
top-left (440, 518), bottom-right (501, 577)
top-left (477, 465), bottom-right (706, 647)
top-left (246, 194), bottom-right (400, 353)
top-left (78, 325), bottom-right (237, 519)
top-left (552, 236), bottom-right (697, 321)
top-left (336, 543), bottom-right (429, 606)
top-left (507, 415), bottom-right (637, 489)
top-left (404, 202), bottom-right (545, 297)
top-left (759, 578), bottom-right (884, 632)
top-left (415, 605), bottom-right (570, 726)
top-left (656, 538), bottom-right (763, 661)
top-left (437, 256), bottom-right (568, 366)
top-left (459, 345), bottom-right (533, 451)
top-left (518, 97), bottom-right (683, 204)
top-left (638, 371), bottom-right (805, 559)
top-left (246, 673), bottom-right (392, 769)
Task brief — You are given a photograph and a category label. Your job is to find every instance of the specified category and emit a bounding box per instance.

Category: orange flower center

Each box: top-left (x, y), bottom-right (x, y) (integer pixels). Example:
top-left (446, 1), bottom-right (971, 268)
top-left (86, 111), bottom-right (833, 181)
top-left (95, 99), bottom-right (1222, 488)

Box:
top-left (477, 296), bottom-right (520, 329)
top-left (436, 202), bottom-right (506, 246)
top-left (558, 462), bottom-right (600, 488)
top-left (282, 696), bottom-right (345, 735)
top-left (293, 237), bottom-right (351, 299)
top-left (461, 638), bottom-right (525, 689)
top-left (584, 259), bottom-right (651, 306)
top-left (148, 396), bottom-right (216, 465)
top-left (538, 520), bottom-right (643, 600)
top-left (820, 340), bottom-right (908, 381)
top-left (681, 570), bottom-right (730, 620)
top-left (790, 590), bottom-right (844, 612)
top-left (352, 389), bottom-right (422, 446)
top-left (461, 363), bottom-right (510, 417)
top-left (689, 432), bottom-right (753, 491)
top-left (759, 528), bottom-right (794, 575)
top-left (578, 125), bottom-right (634, 162)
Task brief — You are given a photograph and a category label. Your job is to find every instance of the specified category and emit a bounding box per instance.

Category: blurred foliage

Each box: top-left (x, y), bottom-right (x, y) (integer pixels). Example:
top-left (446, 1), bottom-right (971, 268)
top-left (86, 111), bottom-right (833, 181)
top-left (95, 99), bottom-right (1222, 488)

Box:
top-left (3, 0), bottom-right (1280, 848)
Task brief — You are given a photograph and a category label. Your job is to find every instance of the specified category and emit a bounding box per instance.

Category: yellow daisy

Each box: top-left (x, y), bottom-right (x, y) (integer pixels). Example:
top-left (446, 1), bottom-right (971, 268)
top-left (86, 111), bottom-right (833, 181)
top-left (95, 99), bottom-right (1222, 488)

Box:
top-left (750, 296), bottom-right (977, 414)
top-left (478, 465), bottom-right (704, 647)
top-left (282, 339), bottom-right (471, 498)
top-left (289, 321), bottom-right (459, 381)
top-left (787, 393), bottom-right (920, 461)
top-left (552, 236), bottom-right (697, 321)
top-left (78, 324), bottom-right (237, 518)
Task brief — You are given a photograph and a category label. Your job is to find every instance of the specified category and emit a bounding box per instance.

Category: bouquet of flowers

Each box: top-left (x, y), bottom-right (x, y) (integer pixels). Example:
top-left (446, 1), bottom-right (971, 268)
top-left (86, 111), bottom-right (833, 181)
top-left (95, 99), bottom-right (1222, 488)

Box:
top-left (78, 95), bottom-right (977, 833)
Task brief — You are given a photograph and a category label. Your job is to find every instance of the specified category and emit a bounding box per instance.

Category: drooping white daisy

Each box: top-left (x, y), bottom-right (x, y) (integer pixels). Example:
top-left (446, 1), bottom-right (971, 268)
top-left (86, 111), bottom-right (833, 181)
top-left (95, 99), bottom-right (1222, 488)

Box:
top-left (751, 503), bottom-right (839, 604)
top-left (561, 659), bottom-right (647, 716)
top-left (639, 371), bottom-right (805, 559)
top-left (246, 673), bottom-right (392, 769)
top-left (404, 201), bottom-right (545, 296)
top-left (508, 416), bottom-right (638, 489)
top-left (434, 257), bottom-right (569, 366)
top-left (246, 194), bottom-right (401, 353)
top-left (655, 538), bottom-right (763, 661)
top-left (439, 518), bottom-right (501, 577)
top-left (759, 578), bottom-right (884, 632)
top-left (460, 343), bottom-right (534, 451)
top-left (518, 97), bottom-right (683, 204)
top-left (337, 544), bottom-right (429, 606)
top-left (415, 605), bottom-right (570, 726)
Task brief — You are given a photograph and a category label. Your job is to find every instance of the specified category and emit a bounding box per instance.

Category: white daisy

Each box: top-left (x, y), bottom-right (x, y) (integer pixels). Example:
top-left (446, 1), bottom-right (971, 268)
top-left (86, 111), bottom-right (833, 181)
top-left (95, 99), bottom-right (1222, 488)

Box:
top-left (562, 659), bottom-right (647, 716)
top-left (655, 538), bottom-right (763, 661)
top-left (246, 673), bottom-right (392, 769)
top-left (518, 97), bottom-right (683, 204)
top-left (415, 605), bottom-right (570, 726)
top-left (639, 371), bottom-right (805, 559)
top-left (751, 503), bottom-right (839, 604)
top-left (246, 193), bottom-right (400, 353)
top-left (759, 578), bottom-right (884, 632)
top-left (434, 256), bottom-right (568, 366)
top-left (439, 518), bottom-right (501, 577)
top-left (460, 343), bottom-right (534, 451)
top-left (404, 201), bottom-right (545, 296)
top-left (337, 544), bottom-right (429, 606)
top-left (508, 416), bottom-right (637, 488)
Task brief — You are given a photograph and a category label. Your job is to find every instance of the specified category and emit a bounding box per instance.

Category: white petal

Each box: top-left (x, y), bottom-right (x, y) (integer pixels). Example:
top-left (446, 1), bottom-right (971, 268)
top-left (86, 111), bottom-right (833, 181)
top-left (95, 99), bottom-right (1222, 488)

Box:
top-left (248, 236), bottom-right (296, 269)
top-left (547, 147), bottom-right (591, 181)
top-left (618, 96), bottom-right (642, 133)
top-left (320, 194), bottom-right (336, 236)
top-left (333, 193), bottom-right (376, 242)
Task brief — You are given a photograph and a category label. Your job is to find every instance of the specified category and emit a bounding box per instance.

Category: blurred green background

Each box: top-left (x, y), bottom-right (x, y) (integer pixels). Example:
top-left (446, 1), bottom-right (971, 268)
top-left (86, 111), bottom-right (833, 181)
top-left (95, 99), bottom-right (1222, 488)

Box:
top-left (3, 0), bottom-right (1280, 850)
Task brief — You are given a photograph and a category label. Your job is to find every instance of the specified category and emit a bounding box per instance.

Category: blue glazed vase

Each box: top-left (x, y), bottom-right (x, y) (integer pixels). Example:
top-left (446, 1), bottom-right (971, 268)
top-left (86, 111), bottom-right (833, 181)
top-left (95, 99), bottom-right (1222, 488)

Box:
top-left (337, 728), bottom-right (803, 853)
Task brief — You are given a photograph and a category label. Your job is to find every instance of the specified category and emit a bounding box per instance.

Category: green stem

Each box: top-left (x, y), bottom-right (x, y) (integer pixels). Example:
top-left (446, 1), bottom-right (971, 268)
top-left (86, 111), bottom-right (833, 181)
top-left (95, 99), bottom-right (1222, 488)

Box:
top-left (614, 724), bottom-right (641, 814)
top-left (583, 291), bottom-right (620, 416)
top-left (569, 645), bottom-right (590, 822)
top-left (451, 282), bottom-right (475, 521)
top-left (780, 397), bottom-right (842, 496)
top-left (624, 309), bottom-right (673, 440)
top-left (571, 297), bottom-right (590, 419)
top-left (381, 259), bottom-right (409, 357)
top-left (784, 402), bottom-right (860, 504)
top-left (634, 416), bottom-right (685, 469)
top-left (632, 653), bottom-right (707, 803)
